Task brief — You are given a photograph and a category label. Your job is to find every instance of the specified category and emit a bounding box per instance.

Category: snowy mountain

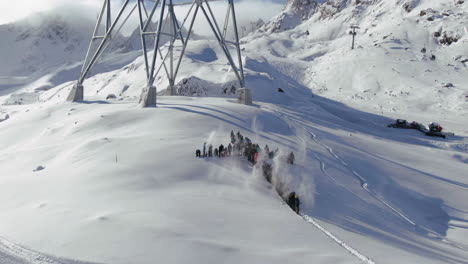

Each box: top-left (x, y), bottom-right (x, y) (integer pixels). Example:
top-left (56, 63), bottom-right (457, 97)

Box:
top-left (0, 13), bottom-right (93, 76)
top-left (254, 0), bottom-right (468, 119)
top-left (0, 10), bottom-right (147, 100)
top-left (0, 0), bottom-right (467, 264)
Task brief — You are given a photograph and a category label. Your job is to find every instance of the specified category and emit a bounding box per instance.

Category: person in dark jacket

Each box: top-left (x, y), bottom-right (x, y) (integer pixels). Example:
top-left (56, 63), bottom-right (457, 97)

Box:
top-left (264, 145), bottom-right (270, 155)
top-left (231, 131), bottom-right (236, 144)
top-left (208, 145), bottom-right (213, 157)
top-left (196, 149), bottom-right (201, 157)
top-left (287, 192), bottom-right (300, 214)
top-left (228, 143), bottom-right (233, 156)
top-left (287, 151), bottom-right (295, 165)
top-left (219, 144), bottom-right (225, 157)
top-left (214, 148), bottom-right (219, 157)
top-left (262, 162), bottom-right (272, 183)
top-left (245, 142), bottom-right (250, 161)
top-left (249, 144), bottom-right (256, 163)
top-left (268, 150), bottom-right (275, 159)
top-left (236, 131), bottom-right (242, 142)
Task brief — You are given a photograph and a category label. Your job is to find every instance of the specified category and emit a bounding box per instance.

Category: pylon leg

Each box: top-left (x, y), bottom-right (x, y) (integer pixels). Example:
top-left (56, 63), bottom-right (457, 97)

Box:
top-left (140, 86), bottom-right (157, 107)
top-left (238, 88), bottom-right (252, 105)
top-left (67, 83), bottom-right (84, 102)
top-left (165, 86), bottom-right (175, 96)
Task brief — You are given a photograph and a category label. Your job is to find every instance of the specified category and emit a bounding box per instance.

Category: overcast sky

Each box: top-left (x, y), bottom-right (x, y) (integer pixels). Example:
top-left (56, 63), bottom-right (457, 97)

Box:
top-left (0, 0), bottom-right (287, 25)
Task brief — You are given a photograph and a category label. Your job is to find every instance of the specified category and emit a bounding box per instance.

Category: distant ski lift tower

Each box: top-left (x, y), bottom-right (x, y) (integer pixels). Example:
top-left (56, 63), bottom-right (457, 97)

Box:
top-left (349, 25), bottom-right (360, 50)
top-left (67, 0), bottom-right (250, 107)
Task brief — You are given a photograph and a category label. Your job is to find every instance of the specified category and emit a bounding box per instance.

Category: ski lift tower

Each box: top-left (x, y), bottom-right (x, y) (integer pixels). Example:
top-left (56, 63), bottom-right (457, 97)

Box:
top-left (67, 0), bottom-right (250, 107)
top-left (349, 25), bottom-right (360, 50)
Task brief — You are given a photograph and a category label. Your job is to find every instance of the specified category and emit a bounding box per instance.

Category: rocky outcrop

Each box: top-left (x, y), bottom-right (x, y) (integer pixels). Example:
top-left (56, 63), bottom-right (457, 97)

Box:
top-left (174, 77), bottom-right (209, 96)
top-left (261, 0), bottom-right (319, 33)
top-left (173, 77), bottom-right (240, 97)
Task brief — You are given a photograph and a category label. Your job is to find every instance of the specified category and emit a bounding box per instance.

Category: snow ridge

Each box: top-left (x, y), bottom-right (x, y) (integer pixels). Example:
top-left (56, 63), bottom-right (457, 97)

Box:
top-left (302, 214), bottom-right (376, 264)
top-left (0, 237), bottom-right (63, 264)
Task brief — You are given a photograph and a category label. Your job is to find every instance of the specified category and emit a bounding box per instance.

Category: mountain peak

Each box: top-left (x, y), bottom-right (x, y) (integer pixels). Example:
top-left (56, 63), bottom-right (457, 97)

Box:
top-left (261, 0), bottom-right (319, 33)
top-left (286, 0), bottom-right (319, 19)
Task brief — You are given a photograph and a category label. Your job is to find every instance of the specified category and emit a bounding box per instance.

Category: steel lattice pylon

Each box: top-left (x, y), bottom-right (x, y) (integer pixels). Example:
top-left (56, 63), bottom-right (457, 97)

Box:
top-left (67, 0), bottom-right (251, 107)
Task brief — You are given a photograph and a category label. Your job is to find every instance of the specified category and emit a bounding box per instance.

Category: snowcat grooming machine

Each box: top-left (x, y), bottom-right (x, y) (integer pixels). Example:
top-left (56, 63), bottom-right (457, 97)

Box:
top-left (388, 120), bottom-right (428, 132)
top-left (387, 119), bottom-right (412, 129)
top-left (387, 119), bottom-right (455, 139)
top-left (425, 122), bottom-right (455, 139)
top-left (411, 122), bottom-right (429, 133)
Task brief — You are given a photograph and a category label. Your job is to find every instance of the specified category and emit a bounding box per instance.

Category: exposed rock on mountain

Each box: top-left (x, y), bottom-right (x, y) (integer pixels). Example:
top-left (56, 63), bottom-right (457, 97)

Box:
top-left (261, 0), bottom-right (319, 33)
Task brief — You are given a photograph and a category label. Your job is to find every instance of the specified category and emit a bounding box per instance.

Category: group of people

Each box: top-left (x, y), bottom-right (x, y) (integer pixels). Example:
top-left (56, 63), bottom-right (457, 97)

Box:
top-left (196, 142), bottom-right (232, 158)
top-left (262, 163), bottom-right (300, 214)
top-left (195, 130), bottom-right (300, 214)
top-left (195, 131), bottom-right (296, 166)
top-left (230, 131), bottom-right (262, 164)
top-left (196, 131), bottom-right (293, 164)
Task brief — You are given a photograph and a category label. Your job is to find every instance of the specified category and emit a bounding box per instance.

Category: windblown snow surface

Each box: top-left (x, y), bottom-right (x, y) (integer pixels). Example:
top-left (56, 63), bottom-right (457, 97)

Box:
top-left (0, 0), bottom-right (467, 263)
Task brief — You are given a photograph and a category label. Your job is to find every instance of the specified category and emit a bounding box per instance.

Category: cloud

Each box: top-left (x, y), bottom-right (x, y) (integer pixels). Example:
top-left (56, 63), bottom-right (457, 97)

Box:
top-left (82, 0), bottom-right (285, 37)
top-left (0, 0), bottom-right (285, 27)
top-left (171, 0), bottom-right (284, 38)
top-left (0, 0), bottom-right (285, 40)
top-left (0, 0), bottom-right (103, 24)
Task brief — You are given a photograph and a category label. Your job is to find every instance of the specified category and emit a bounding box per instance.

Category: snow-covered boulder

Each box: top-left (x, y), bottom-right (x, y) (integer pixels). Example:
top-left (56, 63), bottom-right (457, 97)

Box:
top-left (0, 113), bottom-right (9, 122)
top-left (173, 77), bottom-right (210, 96)
top-left (33, 165), bottom-right (45, 172)
top-left (172, 77), bottom-right (240, 97)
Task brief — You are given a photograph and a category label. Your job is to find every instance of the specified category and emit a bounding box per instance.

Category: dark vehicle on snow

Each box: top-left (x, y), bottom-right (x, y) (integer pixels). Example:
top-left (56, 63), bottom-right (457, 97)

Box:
top-left (425, 122), bottom-right (454, 139)
top-left (387, 119), bottom-right (411, 128)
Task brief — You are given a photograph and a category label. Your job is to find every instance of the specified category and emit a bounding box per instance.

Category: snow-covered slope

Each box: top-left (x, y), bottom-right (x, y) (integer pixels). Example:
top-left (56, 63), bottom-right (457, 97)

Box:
top-left (253, 0), bottom-right (468, 120)
top-left (1, 92), bottom-right (467, 264)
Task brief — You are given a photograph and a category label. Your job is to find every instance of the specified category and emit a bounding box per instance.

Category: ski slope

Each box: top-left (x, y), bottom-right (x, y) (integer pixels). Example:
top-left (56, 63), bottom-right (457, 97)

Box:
top-left (0, 91), bottom-right (467, 263)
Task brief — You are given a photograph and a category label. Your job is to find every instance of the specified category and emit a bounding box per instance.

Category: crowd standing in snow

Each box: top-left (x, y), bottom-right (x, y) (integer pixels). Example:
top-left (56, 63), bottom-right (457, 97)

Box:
top-left (195, 131), bottom-right (300, 214)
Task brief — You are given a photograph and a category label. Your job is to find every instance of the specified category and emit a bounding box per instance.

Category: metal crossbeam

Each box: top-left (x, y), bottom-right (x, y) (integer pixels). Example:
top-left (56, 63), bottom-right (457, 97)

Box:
top-left (68, 0), bottom-right (248, 107)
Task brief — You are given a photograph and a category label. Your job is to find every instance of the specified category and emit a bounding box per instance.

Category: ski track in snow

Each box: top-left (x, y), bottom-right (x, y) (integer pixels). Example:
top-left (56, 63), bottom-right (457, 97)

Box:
top-left (267, 108), bottom-right (377, 263)
top-left (271, 108), bottom-right (468, 251)
top-left (274, 107), bottom-right (418, 227)
top-left (301, 214), bottom-right (376, 264)
top-left (305, 128), bottom-right (418, 227)
top-left (294, 122), bottom-right (364, 200)
top-left (268, 106), bottom-right (415, 223)
top-left (0, 237), bottom-right (64, 264)
top-left (304, 125), bottom-right (468, 250)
